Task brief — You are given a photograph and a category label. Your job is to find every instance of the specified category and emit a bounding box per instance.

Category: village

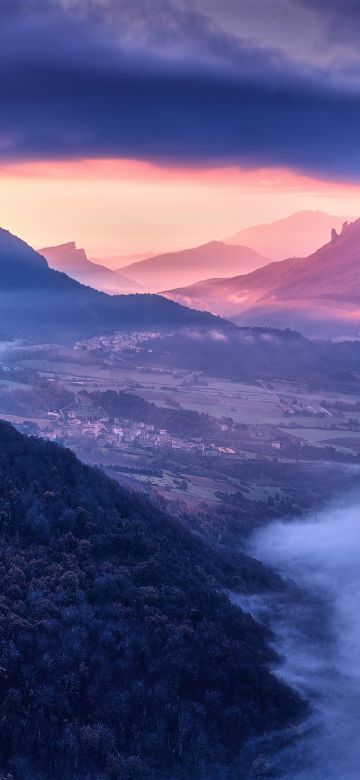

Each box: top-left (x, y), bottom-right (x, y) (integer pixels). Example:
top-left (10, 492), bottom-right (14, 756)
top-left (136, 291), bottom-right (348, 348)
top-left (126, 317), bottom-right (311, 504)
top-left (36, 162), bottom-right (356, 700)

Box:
top-left (40, 409), bottom-right (210, 454)
top-left (74, 330), bottom-right (165, 355)
top-left (21, 403), bottom-right (303, 462)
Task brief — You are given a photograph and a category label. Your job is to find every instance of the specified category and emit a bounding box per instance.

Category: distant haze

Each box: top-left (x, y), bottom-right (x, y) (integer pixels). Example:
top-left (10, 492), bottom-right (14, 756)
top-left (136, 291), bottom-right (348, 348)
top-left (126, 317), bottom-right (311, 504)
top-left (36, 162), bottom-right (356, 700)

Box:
top-left (2, 160), bottom-right (360, 259)
top-left (226, 211), bottom-right (349, 260)
top-left (94, 252), bottom-right (155, 272)
top-left (38, 211), bottom-right (349, 296)
top-left (165, 216), bottom-right (360, 339)
top-left (40, 242), bottom-right (141, 294)
top-left (119, 241), bottom-right (269, 292)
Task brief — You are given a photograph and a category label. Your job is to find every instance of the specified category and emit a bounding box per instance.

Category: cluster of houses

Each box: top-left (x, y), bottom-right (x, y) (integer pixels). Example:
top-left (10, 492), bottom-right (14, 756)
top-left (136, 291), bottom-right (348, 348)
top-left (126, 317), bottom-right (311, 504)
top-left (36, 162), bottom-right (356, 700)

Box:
top-left (38, 409), bottom-right (301, 460)
top-left (41, 411), bottom-right (207, 453)
top-left (280, 398), bottom-right (333, 417)
top-left (74, 330), bottom-right (163, 354)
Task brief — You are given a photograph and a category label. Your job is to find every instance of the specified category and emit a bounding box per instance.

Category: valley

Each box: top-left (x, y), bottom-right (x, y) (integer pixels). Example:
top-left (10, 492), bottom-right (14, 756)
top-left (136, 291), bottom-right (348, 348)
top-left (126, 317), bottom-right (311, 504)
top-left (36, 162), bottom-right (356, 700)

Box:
top-left (1, 336), bottom-right (359, 524)
top-left (3, 1), bottom-right (360, 776)
top-left (1, 327), bottom-right (359, 777)
top-left (0, 229), bottom-right (360, 778)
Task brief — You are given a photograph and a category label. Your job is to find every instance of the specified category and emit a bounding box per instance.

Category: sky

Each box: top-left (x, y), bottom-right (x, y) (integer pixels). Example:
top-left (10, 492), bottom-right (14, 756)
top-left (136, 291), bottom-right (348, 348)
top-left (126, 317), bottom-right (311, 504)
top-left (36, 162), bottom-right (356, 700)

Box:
top-left (1, 0), bottom-right (360, 255)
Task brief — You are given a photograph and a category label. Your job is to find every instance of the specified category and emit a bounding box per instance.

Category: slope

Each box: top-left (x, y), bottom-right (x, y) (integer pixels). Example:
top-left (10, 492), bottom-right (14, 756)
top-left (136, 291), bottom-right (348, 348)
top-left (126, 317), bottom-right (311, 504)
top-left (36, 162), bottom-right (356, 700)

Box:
top-left (165, 219), bottom-right (360, 338)
top-left (118, 241), bottom-right (268, 291)
top-left (40, 242), bottom-right (139, 293)
top-left (0, 228), bottom-right (231, 343)
top-left (226, 210), bottom-right (348, 260)
top-left (0, 420), bottom-right (303, 779)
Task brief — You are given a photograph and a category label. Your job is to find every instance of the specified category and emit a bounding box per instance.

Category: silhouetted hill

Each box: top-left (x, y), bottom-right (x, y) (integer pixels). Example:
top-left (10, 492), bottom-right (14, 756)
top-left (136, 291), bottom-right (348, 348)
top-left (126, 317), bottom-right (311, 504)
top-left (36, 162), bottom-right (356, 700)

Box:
top-left (165, 219), bottom-right (360, 338)
top-left (135, 325), bottom-right (360, 385)
top-left (0, 229), bottom-right (231, 343)
top-left (40, 242), bottom-right (139, 293)
top-left (119, 241), bottom-right (268, 291)
top-left (0, 421), bottom-right (303, 778)
top-left (226, 210), bottom-right (348, 260)
top-left (0, 227), bottom-right (49, 284)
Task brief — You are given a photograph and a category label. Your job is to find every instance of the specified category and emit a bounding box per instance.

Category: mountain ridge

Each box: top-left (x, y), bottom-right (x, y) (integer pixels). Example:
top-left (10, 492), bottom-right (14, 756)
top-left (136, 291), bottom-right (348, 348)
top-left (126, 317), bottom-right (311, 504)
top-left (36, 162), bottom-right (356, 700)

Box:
top-left (226, 210), bottom-right (349, 260)
top-left (40, 241), bottom-right (139, 293)
top-left (0, 228), bottom-right (232, 343)
top-left (118, 240), bottom-right (269, 291)
top-left (164, 218), bottom-right (360, 338)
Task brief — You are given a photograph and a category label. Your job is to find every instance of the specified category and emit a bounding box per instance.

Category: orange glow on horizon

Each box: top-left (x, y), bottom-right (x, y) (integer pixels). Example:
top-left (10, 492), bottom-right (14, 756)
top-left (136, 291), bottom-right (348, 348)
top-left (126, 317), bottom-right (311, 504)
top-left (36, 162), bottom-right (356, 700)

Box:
top-left (3, 158), bottom-right (360, 191)
top-left (0, 158), bottom-right (360, 258)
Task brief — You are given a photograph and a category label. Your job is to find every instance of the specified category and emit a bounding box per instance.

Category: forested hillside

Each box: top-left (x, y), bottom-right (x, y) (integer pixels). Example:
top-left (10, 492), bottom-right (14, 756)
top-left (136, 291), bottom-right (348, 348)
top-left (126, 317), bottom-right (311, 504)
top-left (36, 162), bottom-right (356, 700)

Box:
top-left (0, 423), bottom-right (302, 779)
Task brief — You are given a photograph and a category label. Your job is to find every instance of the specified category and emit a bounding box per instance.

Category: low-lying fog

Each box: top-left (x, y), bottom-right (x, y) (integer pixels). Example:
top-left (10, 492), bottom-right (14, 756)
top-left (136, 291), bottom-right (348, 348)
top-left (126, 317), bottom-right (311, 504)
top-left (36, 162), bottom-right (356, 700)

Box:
top-left (0, 341), bottom-right (17, 358)
top-left (247, 495), bottom-right (360, 779)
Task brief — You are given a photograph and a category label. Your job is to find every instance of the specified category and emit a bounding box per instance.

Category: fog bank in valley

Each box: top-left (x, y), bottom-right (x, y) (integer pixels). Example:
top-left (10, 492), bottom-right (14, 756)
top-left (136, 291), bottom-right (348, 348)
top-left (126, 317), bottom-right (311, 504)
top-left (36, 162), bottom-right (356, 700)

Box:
top-left (250, 494), bottom-right (360, 779)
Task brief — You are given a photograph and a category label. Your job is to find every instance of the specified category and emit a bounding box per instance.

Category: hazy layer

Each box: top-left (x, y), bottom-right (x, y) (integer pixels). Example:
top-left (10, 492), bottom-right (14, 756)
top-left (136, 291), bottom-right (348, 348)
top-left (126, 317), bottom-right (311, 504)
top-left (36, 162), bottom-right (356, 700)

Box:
top-left (251, 495), bottom-right (360, 779)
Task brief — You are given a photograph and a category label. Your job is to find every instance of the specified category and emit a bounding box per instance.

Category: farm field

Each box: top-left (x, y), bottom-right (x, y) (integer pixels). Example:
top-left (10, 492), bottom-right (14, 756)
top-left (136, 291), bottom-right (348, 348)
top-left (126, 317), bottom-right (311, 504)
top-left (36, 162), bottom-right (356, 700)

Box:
top-left (18, 351), bottom-right (285, 423)
top-left (2, 340), bottom-right (360, 512)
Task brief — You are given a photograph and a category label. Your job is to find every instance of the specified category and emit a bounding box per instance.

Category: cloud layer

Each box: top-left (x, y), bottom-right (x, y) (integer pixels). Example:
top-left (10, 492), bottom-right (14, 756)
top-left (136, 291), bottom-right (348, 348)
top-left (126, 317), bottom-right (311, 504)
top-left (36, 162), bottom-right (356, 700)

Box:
top-left (1, 0), bottom-right (360, 179)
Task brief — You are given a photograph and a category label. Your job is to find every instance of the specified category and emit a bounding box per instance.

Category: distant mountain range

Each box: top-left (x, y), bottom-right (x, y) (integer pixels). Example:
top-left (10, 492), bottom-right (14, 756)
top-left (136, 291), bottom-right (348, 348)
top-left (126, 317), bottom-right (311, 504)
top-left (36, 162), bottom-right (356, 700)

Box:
top-left (6, 209), bottom-right (359, 344)
top-left (95, 251), bottom-right (155, 271)
top-left (40, 242), bottom-right (140, 293)
top-left (0, 228), bottom-right (231, 343)
top-left (40, 211), bottom-right (347, 297)
top-left (226, 210), bottom-right (349, 260)
top-left (117, 241), bottom-right (268, 291)
top-left (165, 218), bottom-right (360, 339)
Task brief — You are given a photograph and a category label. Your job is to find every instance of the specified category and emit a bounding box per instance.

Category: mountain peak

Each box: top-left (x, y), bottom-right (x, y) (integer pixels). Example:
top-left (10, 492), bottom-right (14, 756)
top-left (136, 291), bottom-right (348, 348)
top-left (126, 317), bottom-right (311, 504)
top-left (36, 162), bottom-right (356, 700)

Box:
top-left (39, 241), bottom-right (142, 293)
top-left (227, 210), bottom-right (350, 260)
top-left (165, 215), bottom-right (360, 338)
top-left (0, 226), bottom-right (233, 343)
top-left (329, 217), bottom-right (360, 244)
top-left (119, 240), bottom-right (268, 291)
top-left (48, 241), bottom-right (77, 252)
top-left (40, 241), bottom-right (88, 267)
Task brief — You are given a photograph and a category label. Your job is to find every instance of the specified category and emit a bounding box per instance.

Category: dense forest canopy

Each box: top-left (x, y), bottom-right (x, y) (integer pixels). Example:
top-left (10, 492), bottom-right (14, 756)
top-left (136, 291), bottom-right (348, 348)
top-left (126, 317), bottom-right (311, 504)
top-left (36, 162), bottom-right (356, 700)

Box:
top-left (135, 328), bottom-right (360, 384)
top-left (87, 389), bottom-right (221, 438)
top-left (0, 422), bottom-right (303, 779)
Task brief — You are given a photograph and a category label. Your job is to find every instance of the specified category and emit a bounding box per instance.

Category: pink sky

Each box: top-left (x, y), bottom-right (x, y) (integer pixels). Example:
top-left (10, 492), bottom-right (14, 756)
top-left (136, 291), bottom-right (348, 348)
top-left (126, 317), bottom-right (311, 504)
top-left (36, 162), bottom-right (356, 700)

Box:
top-left (1, 159), bottom-right (359, 258)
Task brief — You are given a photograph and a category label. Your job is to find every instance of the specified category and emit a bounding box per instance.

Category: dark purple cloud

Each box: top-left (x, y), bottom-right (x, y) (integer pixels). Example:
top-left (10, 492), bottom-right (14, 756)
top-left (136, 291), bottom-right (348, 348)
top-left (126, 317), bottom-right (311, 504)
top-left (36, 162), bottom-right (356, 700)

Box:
top-left (292, 0), bottom-right (360, 41)
top-left (1, 0), bottom-right (360, 180)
